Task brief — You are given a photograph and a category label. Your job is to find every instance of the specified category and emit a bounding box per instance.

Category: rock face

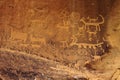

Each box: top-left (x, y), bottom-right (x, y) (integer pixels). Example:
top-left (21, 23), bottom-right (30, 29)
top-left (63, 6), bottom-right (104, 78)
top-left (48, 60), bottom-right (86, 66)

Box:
top-left (0, 0), bottom-right (120, 80)
top-left (0, 0), bottom-right (109, 57)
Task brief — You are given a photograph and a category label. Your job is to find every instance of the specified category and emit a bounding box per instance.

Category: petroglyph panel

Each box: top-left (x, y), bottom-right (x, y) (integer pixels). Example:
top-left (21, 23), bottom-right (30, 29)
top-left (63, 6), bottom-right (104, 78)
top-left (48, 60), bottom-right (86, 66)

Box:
top-left (0, 0), bottom-right (110, 72)
top-left (1, 0), bottom-right (120, 80)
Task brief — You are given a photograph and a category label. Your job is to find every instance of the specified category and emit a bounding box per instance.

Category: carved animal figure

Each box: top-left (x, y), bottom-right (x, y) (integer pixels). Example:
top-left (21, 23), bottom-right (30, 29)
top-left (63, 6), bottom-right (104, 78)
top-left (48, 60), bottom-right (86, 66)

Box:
top-left (80, 15), bottom-right (104, 31)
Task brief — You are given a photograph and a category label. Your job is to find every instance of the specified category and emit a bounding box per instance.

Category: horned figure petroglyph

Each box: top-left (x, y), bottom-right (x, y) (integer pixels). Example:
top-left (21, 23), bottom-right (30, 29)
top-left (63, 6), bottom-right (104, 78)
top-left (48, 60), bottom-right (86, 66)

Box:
top-left (80, 15), bottom-right (104, 31)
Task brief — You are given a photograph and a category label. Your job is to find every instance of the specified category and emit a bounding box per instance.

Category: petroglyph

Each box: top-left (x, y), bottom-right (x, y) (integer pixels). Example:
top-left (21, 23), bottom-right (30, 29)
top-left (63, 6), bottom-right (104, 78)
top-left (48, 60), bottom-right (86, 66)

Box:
top-left (70, 41), bottom-right (103, 49)
top-left (80, 15), bottom-right (104, 31)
